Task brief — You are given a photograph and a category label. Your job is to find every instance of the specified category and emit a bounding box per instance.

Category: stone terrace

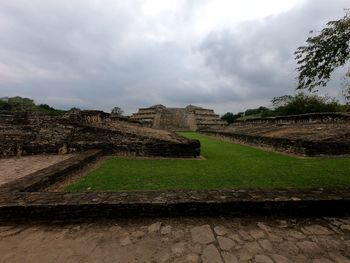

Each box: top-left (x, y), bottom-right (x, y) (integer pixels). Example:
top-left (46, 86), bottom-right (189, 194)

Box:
top-left (0, 154), bottom-right (74, 187)
top-left (203, 112), bottom-right (350, 156)
top-left (131, 104), bottom-right (227, 131)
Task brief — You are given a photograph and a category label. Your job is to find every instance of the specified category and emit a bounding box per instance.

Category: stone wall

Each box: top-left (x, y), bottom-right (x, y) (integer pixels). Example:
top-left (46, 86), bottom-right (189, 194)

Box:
top-left (131, 104), bottom-right (227, 131)
top-left (0, 110), bottom-right (200, 158)
top-left (202, 131), bottom-right (350, 156)
top-left (237, 112), bottom-right (350, 125)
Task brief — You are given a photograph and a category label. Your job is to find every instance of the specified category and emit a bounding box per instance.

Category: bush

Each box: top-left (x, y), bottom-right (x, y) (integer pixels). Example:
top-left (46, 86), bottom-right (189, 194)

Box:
top-left (272, 93), bottom-right (342, 116)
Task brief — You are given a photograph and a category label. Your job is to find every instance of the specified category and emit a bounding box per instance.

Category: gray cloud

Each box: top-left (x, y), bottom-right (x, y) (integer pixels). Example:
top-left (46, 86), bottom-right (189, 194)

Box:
top-left (0, 0), bottom-right (348, 114)
top-left (199, 0), bottom-right (349, 109)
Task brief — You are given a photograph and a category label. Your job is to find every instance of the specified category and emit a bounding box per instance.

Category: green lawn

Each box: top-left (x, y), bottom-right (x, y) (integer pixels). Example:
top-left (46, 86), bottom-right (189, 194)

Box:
top-left (64, 132), bottom-right (350, 191)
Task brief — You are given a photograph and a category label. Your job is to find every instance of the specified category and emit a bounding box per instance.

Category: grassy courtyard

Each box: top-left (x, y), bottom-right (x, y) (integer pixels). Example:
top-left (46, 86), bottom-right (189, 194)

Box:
top-left (65, 132), bottom-right (350, 192)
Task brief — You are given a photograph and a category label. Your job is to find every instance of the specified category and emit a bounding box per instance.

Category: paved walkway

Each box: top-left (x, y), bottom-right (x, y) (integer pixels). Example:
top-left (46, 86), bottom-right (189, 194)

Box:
top-left (0, 216), bottom-right (349, 263)
top-left (0, 154), bottom-right (74, 186)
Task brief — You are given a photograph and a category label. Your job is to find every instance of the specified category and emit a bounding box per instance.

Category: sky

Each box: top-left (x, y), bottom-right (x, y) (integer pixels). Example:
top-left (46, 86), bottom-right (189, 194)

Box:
top-left (0, 0), bottom-right (348, 115)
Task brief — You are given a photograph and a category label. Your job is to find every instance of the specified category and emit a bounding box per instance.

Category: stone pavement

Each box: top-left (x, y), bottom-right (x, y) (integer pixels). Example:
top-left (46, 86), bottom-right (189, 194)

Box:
top-left (0, 154), bottom-right (74, 186)
top-left (0, 216), bottom-right (349, 263)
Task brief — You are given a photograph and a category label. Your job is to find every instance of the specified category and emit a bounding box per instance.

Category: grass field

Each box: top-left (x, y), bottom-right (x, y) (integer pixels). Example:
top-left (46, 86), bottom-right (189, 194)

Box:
top-left (64, 132), bottom-right (350, 191)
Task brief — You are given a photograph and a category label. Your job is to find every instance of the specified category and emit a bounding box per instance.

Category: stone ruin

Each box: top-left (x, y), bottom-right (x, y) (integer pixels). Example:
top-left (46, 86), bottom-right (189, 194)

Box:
top-left (204, 112), bottom-right (350, 156)
top-left (130, 104), bottom-right (227, 131)
top-left (0, 109), bottom-right (200, 158)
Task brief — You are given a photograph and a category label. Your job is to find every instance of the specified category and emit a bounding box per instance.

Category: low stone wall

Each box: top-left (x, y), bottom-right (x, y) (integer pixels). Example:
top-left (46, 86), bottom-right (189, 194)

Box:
top-left (237, 112), bottom-right (350, 125)
top-left (0, 150), bottom-right (103, 193)
top-left (0, 188), bottom-right (349, 221)
top-left (201, 131), bottom-right (350, 156)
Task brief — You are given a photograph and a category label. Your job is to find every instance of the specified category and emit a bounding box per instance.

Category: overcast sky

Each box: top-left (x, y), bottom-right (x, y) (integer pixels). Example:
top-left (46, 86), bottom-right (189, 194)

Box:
top-left (0, 0), bottom-right (348, 114)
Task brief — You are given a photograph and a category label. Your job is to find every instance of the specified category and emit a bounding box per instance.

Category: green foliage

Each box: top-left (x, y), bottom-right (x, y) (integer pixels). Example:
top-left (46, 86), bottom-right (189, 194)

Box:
top-left (227, 93), bottom-right (347, 121)
top-left (111, 106), bottom-right (124, 116)
top-left (272, 93), bottom-right (342, 115)
top-left (64, 133), bottom-right (350, 192)
top-left (271, 95), bottom-right (293, 108)
top-left (0, 96), bottom-right (36, 111)
top-left (342, 74), bottom-right (350, 103)
top-left (295, 9), bottom-right (350, 91)
top-left (221, 112), bottom-right (243, 123)
top-left (244, 106), bottom-right (274, 118)
top-left (0, 96), bottom-right (65, 115)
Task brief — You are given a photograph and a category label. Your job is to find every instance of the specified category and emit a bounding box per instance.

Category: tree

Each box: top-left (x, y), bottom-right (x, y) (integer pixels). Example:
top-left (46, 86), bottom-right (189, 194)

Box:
top-left (221, 112), bottom-right (243, 123)
top-left (6, 96), bottom-right (36, 111)
top-left (342, 71), bottom-right (350, 104)
top-left (272, 93), bottom-right (341, 115)
top-left (295, 9), bottom-right (350, 93)
top-left (111, 107), bottom-right (124, 116)
top-left (244, 106), bottom-right (274, 118)
top-left (271, 95), bottom-right (293, 108)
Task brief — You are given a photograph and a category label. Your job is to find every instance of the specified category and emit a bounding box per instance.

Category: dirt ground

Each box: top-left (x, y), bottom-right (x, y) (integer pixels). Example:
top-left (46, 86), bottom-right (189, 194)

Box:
top-left (0, 154), bottom-right (74, 186)
top-left (0, 216), bottom-right (349, 263)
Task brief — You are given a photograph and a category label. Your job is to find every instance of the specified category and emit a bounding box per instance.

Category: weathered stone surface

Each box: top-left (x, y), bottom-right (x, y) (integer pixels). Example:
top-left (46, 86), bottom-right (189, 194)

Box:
top-left (238, 230), bottom-right (253, 241)
top-left (313, 236), bottom-right (342, 249)
top-left (254, 254), bottom-right (273, 263)
top-left (191, 244), bottom-right (202, 255)
top-left (131, 230), bottom-right (145, 239)
top-left (228, 234), bottom-right (243, 245)
top-left (185, 253), bottom-right (199, 263)
top-left (217, 236), bottom-right (235, 251)
top-left (161, 226), bottom-right (172, 235)
top-left (221, 252), bottom-right (238, 263)
top-left (160, 253), bottom-right (171, 263)
top-left (311, 259), bottom-right (333, 263)
top-left (278, 241), bottom-right (299, 255)
top-left (303, 225), bottom-right (333, 235)
top-left (173, 230), bottom-right (185, 240)
top-left (287, 230), bottom-right (306, 239)
top-left (258, 239), bottom-right (273, 251)
top-left (171, 242), bottom-right (186, 256)
top-left (296, 241), bottom-right (323, 255)
top-left (243, 241), bottom-right (263, 255)
top-left (271, 254), bottom-right (291, 263)
top-left (340, 224), bottom-right (350, 232)
top-left (267, 233), bottom-right (283, 242)
top-left (214, 226), bottom-right (229, 236)
top-left (120, 235), bottom-right (132, 246)
top-left (148, 222), bottom-right (162, 233)
top-left (237, 248), bottom-right (252, 261)
top-left (250, 229), bottom-right (265, 239)
top-left (201, 244), bottom-right (223, 263)
top-left (329, 253), bottom-right (350, 263)
top-left (257, 222), bottom-right (271, 232)
top-left (191, 225), bottom-right (215, 245)
top-left (0, 217), bottom-right (349, 263)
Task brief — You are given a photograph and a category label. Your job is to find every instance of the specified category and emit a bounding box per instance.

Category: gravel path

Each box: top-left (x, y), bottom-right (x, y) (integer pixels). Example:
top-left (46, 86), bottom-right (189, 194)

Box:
top-left (0, 216), bottom-right (349, 262)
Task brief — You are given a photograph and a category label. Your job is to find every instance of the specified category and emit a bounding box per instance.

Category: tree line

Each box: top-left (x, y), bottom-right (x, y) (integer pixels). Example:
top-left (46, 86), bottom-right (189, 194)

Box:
top-left (0, 96), bottom-right (66, 115)
top-left (221, 93), bottom-right (350, 123)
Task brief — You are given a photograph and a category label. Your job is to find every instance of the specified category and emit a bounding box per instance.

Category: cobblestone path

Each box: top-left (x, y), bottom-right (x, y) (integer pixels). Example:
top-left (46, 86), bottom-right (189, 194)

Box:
top-left (0, 216), bottom-right (349, 262)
